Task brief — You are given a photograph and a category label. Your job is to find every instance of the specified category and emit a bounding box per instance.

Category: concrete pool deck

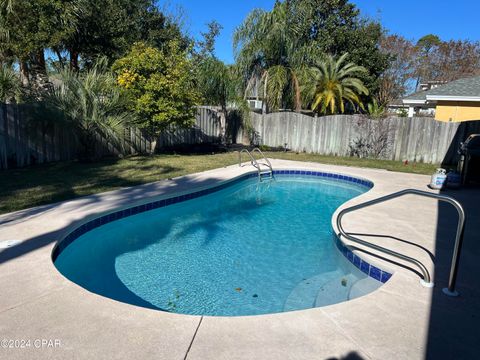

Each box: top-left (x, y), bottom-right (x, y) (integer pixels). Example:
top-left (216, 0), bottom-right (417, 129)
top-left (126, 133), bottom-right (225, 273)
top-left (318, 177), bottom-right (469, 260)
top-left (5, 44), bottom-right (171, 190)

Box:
top-left (0, 159), bottom-right (478, 359)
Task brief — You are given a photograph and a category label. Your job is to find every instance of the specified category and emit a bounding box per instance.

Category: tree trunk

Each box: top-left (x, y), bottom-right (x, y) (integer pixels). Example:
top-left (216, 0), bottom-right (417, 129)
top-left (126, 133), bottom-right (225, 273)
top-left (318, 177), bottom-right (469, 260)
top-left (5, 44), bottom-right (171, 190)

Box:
top-left (149, 138), bottom-right (157, 155)
top-left (79, 130), bottom-right (98, 162)
top-left (19, 61), bottom-right (29, 86)
top-left (219, 105), bottom-right (227, 145)
top-left (70, 50), bottom-right (79, 71)
top-left (262, 71), bottom-right (269, 115)
top-left (54, 47), bottom-right (65, 68)
top-left (292, 72), bottom-right (301, 112)
top-left (33, 50), bottom-right (46, 73)
top-left (30, 49), bottom-right (51, 96)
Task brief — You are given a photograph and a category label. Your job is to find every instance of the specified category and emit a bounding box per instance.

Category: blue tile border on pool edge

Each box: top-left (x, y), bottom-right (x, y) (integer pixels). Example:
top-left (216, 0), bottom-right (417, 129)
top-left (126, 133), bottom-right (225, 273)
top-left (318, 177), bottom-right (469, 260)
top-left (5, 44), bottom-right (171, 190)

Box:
top-left (333, 235), bottom-right (392, 283)
top-left (52, 169), bottom-right (390, 284)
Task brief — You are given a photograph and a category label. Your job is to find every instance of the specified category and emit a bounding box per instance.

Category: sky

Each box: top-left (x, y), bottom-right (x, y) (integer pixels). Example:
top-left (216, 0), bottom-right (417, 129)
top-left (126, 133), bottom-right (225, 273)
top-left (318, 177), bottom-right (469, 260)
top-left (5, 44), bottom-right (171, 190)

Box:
top-left (170, 0), bottom-right (480, 64)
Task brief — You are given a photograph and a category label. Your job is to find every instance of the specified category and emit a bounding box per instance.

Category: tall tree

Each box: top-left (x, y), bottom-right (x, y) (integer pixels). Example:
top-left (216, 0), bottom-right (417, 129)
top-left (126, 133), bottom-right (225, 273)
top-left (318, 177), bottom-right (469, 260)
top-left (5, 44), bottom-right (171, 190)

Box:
top-left (1, 0), bottom-right (185, 73)
top-left (234, 0), bottom-right (388, 113)
top-left (197, 20), bottom-right (222, 58)
top-left (414, 34), bottom-right (441, 89)
top-left (288, 0), bottom-right (389, 94)
top-left (378, 34), bottom-right (416, 104)
top-left (195, 21), bottom-right (250, 143)
top-left (234, 2), bottom-right (315, 112)
top-left (61, 0), bottom-right (186, 71)
top-left (0, 0), bottom-right (64, 87)
top-left (113, 41), bottom-right (201, 153)
top-left (422, 40), bottom-right (480, 82)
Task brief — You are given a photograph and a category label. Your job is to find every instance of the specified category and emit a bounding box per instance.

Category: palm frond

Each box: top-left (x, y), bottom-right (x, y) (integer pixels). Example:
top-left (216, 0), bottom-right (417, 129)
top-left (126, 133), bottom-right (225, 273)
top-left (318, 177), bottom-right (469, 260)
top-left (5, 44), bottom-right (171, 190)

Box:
top-left (309, 54), bottom-right (369, 114)
top-left (48, 59), bottom-right (135, 158)
top-left (0, 64), bottom-right (20, 102)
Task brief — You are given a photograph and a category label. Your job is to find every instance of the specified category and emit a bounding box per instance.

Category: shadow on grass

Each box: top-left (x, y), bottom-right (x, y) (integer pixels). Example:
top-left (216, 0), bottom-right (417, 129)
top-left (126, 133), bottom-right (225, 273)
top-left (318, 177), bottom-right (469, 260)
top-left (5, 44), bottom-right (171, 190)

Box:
top-left (1, 169), bottom-right (234, 261)
top-left (0, 157), bottom-right (182, 224)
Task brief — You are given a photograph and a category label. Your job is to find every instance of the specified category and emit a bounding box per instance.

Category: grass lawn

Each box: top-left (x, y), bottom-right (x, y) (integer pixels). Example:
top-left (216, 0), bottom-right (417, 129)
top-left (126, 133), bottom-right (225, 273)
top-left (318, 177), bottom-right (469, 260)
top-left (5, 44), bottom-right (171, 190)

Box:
top-left (0, 152), bottom-right (438, 215)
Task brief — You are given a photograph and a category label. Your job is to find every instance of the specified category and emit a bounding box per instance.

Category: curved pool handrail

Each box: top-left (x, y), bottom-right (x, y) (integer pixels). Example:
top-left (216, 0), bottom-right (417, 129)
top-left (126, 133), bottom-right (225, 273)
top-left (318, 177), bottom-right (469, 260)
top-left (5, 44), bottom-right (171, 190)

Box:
top-left (251, 148), bottom-right (273, 171)
top-left (238, 149), bottom-right (260, 168)
top-left (336, 188), bottom-right (466, 296)
top-left (238, 148), bottom-right (273, 180)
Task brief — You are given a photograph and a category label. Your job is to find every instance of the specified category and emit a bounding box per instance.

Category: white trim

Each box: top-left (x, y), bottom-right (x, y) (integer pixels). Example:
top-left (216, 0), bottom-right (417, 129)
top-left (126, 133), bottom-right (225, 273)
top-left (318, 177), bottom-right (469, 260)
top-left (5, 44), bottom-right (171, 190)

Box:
top-left (408, 106), bottom-right (415, 118)
top-left (402, 99), bottom-right (427, 105)
top-left (426, 95), bottom-right (480, 102)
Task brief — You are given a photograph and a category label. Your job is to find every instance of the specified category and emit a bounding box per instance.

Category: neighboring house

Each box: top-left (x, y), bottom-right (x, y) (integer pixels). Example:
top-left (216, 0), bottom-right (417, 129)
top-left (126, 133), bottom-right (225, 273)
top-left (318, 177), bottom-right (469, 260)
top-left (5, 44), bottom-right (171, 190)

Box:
top-left (387, 99), bottom-right (409, 115)
top-left (403, 76), bottom-right (480, 122)
top-left (418, 80), bottom-right (448, 91)
top-left (402, 90), bottom-right (437, 117)
top-left (244, 75), bottom-right (264, 111)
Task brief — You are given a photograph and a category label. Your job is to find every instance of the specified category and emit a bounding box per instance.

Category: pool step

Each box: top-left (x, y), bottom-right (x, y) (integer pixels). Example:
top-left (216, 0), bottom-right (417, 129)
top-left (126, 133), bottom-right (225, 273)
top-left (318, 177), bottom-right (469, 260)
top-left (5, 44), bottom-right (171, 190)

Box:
top-left (283, 271), bottom-right (342, 311)
top-left (348, 277), bottom-right (382, 300)
top-left (314, 274), bottom-right (357, 307)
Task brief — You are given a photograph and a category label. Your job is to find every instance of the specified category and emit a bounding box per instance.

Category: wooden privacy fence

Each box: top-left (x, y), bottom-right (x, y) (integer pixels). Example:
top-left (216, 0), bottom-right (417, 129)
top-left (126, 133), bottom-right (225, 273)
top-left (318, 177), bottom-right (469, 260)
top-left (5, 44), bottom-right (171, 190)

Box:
top-left (234, 112), bottom-right (480, 165)
top-left (0, 103), bottom-right (77, 169)
top-left (2, 102), bottom-right (480, 169)
top-left (0, 104), bottom-right (223, 170)
top-left (157, 106), bottom-right (222, 148)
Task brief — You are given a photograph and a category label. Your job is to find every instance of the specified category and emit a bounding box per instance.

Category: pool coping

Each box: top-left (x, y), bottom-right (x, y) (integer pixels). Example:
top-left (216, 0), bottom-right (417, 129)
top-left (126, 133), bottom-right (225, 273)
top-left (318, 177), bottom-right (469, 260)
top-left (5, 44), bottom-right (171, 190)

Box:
top-left (1, 159), bottom-right (472, 360)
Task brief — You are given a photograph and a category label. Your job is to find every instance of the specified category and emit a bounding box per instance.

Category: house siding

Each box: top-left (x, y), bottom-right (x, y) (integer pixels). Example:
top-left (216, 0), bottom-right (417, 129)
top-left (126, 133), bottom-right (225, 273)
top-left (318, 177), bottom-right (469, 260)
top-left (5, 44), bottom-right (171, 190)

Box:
top-left (435, 101), bottom-right (480, 122)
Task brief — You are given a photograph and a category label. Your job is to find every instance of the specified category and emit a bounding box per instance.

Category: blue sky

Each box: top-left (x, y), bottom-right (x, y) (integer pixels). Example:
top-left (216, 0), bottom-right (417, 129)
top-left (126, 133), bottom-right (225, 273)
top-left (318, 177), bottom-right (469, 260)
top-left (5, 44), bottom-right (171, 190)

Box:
top-left (170, 0), bottom-right (480, 64)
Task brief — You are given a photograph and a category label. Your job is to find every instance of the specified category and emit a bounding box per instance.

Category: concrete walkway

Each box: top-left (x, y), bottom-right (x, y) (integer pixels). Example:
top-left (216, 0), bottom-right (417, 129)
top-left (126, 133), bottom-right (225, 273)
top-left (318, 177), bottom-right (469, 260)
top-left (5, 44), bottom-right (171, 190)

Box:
top-left (0, 159), bottom-right (478, 360)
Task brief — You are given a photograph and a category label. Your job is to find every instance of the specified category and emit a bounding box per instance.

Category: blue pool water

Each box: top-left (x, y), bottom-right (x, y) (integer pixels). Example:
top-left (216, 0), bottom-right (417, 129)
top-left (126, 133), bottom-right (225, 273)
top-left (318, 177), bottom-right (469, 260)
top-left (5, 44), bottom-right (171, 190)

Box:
top-left (54, 175), bottom-right (383, 316)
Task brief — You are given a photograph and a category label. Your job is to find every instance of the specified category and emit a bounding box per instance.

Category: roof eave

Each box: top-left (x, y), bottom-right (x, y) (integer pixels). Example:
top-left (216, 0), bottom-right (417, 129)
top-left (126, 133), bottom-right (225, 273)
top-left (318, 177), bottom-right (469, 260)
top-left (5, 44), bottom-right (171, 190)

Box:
top-left (426, 95), bottom-right (480, 102)
top-left (402, 99), bottom-right (427, 105)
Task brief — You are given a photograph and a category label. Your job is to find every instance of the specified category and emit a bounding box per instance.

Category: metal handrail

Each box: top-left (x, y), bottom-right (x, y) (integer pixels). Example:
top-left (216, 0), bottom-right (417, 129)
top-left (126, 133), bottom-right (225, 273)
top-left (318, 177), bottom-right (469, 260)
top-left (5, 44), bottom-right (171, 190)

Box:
top-left (251, 148), bottom-right (273, 173)
top-left (238, 148), bottom-right (273, 179)
top-left (336, 189), bottom-right (466, 296)
top-left (238, 149), bottom-right (261, 176)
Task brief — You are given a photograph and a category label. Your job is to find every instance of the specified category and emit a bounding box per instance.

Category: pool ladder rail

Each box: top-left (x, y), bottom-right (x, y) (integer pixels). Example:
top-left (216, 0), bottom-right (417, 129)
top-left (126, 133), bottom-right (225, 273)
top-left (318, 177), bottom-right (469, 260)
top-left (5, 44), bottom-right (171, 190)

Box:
top-left (238, 148), bottom-right (273, 181)
top-left (336, 189), bottom-right (466, 297)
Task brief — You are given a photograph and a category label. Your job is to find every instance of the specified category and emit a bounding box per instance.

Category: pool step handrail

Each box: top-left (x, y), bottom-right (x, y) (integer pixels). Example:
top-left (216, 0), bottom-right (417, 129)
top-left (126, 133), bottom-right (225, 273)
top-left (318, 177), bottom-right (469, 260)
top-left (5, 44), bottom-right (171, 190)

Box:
top-left (336, 188), bottom-right (466, 297)
top-left (238, 148), bottom-right (273, 181)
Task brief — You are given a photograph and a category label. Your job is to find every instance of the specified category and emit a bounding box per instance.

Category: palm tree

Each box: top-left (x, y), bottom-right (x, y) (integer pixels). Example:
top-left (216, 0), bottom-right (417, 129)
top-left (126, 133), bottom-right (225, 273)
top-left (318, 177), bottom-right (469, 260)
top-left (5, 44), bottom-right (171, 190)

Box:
top-left (196, 57), bottom-right (253, 143)
top-left (308, 54), bottom-right (369, 115)
top-left (0, 65), bottom-right (21, 103)
top-left (233, 2), bottom-right (320, 112)
top-left (49, 59), bottom-right (135, 160)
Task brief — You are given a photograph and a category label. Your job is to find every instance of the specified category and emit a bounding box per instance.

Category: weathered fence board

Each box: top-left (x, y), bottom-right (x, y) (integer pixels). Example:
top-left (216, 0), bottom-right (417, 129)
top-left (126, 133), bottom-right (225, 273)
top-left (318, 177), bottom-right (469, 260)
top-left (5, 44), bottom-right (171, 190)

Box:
top-left (0, 104), bottom-right (223, 170)
top-left (2, 102), bottom-right (480, 170)
top-left (234, 112), bottom-right (480, 164)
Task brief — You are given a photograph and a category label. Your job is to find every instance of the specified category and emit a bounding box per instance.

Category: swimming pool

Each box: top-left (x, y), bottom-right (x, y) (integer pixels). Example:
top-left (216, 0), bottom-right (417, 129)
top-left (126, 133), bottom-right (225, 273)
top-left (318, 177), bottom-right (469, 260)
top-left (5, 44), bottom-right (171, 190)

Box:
top-left (54, 171), bottom-right (390, 316)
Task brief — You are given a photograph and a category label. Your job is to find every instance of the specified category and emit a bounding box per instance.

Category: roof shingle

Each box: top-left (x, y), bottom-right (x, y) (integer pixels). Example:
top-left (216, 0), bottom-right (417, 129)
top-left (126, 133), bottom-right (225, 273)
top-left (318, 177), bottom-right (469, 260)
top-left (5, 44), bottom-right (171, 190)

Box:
top-left (403, 75), bottom-right (480, 103)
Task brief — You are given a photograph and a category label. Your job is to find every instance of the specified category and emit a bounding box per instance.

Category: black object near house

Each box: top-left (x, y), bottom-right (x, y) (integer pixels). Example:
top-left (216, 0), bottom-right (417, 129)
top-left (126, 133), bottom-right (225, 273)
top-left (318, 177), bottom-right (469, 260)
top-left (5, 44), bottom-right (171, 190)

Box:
top-left (459, 134), bottom-right (480, 185)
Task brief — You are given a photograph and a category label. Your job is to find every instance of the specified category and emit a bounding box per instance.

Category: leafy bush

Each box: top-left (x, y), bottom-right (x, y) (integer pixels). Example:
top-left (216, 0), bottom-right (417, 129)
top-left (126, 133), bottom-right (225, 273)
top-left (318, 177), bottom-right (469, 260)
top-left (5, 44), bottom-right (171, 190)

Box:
top-left (397, 108), bottom-right (408, 117)
top-left (367, 98), bottom-right (386, 118)
top-left (113, 41), bottom-right (201, 152)
top-left (0, 65), bottom-right (21, 103)
top-left (349, 118), bottom-right (392, 159)
top-left (49, 59), bottom-right (135, 160)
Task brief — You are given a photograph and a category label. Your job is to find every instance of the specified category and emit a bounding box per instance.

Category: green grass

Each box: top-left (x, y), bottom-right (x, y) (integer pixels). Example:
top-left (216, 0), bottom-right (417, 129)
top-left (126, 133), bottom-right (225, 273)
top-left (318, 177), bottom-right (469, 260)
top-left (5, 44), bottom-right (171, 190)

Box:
top-left (267, 152), bottom-right (439, 175)
top-left (0, 152), bottom-right (438, 215)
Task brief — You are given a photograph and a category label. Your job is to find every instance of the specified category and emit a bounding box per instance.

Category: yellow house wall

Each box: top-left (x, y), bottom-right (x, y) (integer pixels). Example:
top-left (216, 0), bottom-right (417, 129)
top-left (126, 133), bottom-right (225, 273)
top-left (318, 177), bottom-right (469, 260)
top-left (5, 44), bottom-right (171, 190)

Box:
top-left (435, 101), bottom-right (480, 122)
